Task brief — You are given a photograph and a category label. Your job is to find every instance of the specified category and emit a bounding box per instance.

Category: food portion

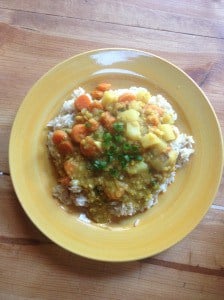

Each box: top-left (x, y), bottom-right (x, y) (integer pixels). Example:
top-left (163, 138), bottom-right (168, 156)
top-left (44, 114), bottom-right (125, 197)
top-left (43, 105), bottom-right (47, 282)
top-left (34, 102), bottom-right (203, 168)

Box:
top-left (47, 83), bottom-right (194, 223)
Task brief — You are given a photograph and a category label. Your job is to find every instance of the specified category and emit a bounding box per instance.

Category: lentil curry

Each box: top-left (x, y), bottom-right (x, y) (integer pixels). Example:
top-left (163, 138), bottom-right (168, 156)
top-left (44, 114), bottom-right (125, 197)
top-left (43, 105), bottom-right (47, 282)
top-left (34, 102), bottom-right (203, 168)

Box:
top-left (47, 83), bottom-right (194, 223)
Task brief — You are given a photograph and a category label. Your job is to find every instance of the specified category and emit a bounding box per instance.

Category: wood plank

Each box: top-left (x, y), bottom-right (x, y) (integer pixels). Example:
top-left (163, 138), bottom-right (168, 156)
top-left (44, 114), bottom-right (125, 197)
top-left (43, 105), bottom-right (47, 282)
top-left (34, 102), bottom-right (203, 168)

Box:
top-left (0, 125), bottom-right (10, 174)
top-left (215, 174), bottom-right (224, 207)
top-left (1, 8), bottom-right (224, 54)
top-left (0, 0), bottom-right (223, 38)
top-left (0, 243), bottom-right (223, 299)
top-left (0, 175), bottom-right (50, 242)
top-left (1, 175), bottom-right (223, 272)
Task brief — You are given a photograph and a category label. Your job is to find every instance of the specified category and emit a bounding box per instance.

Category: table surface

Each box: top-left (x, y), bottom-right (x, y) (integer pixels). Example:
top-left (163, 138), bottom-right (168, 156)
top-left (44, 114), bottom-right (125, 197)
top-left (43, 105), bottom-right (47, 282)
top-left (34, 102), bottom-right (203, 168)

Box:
top-left (0, 1), bottom-right (224, 299)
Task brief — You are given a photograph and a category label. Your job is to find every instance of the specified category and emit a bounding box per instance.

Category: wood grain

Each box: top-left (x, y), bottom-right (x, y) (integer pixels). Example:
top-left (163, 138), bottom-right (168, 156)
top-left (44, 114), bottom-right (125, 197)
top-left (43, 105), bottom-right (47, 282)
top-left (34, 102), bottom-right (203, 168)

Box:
top-left (0, 0), bottom-right (224, 38)
top-left (0, 243), bottom-right (224, 299)
top-left (0, 1), bottom-right (223, 299)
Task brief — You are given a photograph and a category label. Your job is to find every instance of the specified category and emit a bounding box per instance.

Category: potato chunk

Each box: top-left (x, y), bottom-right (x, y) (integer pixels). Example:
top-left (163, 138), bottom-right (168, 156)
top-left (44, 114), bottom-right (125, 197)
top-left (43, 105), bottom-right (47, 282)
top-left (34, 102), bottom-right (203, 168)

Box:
top-left (161, 113), bottom-right (174, 124)
top-left (119, 109), bottom-right (140, 122)
top-left (150, 150), bottom-right (178, 172)
top-left (101, 91), bottom-right (117, 107)
top-left (127, 161), bottom-right (148, 175)
top-left (126, 121), bottom-right (141, 140)
top-left (159, 124), bottom-right (175, 141)
top-left (141, 132), bottom-right (162, 148)
top-left (136, 88), bottom-right (151, 103)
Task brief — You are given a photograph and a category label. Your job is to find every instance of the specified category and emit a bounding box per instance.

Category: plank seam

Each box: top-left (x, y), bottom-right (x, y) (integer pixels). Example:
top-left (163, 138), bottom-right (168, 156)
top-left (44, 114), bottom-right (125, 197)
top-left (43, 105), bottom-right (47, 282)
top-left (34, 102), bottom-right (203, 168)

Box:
top-left (0, 236), bottom-right (52, 245)
top-left (0, 6), bottom-right (224, 41)
top-left (0, 171), bottom-right (10, 176)
top-left (144, 257), bottom-right (224, 277)
top-left (0, 236), bottom-right (224, 277)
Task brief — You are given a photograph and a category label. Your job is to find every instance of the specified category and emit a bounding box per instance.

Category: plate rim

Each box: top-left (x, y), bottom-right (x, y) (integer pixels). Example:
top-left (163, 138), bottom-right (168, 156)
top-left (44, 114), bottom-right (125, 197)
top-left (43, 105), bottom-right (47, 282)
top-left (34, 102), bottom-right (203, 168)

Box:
top-left (9, 48), bottom-right (224, 262)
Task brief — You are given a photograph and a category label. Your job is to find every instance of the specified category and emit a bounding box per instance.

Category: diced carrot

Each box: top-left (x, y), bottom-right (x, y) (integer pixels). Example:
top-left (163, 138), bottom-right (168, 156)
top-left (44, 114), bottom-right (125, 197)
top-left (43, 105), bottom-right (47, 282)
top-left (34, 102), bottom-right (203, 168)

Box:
top-left (74, 94), bottom-right (91, 111)
top-left (91, 90), bottom-right (104, 100)
top-left (58, 176), bottom-right (70, 186)
top-left (71, 124), bottom-right (88, 143)
top-left (63, 160), bottom-right (76, 177)
top-left (144, 104), bottom-right (164, 116)
top-left (97, 83), bottom-right (111, 92)
top-left (57, 140), bottom-right (74, 155)
top-left (146, 115), bottom-right (159, 126)
top-left (88, 101), bottom-right (104, 111)
top-left (87, 118), bottom-right (99, 132)
top-left (52, 130), bottom-right (68, 145)
top-left (80, 137), bottom-right (101, 158)
top-left (100, 111), bottom-right (116, 131)
top-left (118, 93), bottom-right (136, 103)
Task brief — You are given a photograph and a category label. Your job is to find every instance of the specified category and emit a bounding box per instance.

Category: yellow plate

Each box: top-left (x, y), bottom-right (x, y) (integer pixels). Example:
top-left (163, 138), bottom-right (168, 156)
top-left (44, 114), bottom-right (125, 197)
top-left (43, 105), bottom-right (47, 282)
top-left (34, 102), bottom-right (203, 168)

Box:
top-left (9, 49), bottom-right (223, 262)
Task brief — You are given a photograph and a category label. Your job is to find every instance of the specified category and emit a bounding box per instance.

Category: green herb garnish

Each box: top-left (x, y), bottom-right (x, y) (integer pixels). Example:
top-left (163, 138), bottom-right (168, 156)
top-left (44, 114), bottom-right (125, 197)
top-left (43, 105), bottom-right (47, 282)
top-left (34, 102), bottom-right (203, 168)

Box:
top-left (135, 155), bottom-right (143, 161)
top-left (92, 159), bottom-right (108, 170)
top-left (109, 168), bottom-right (120, 178)
top-left (91, 126), bottom-right (143, 177)
top-left (113, 122), bottom-right (124, 132)
top-left (114, 134), bottom-right (123, 143)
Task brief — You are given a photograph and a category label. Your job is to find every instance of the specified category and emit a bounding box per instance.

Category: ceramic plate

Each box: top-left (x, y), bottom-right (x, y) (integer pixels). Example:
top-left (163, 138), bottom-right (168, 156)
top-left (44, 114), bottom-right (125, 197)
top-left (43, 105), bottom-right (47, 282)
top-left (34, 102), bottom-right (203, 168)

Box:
top-left (9, 49), bottom-right (223, 261)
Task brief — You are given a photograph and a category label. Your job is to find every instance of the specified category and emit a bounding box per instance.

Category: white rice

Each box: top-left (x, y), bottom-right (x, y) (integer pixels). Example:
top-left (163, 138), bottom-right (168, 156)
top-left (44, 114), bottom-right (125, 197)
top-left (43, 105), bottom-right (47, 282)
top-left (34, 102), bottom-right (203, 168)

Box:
top-left (47, 87), bottom-right (195, 218)
top-left (47, 114), bottom-right (74, 130)
top-left (149, 94), bottom-right (177, 121)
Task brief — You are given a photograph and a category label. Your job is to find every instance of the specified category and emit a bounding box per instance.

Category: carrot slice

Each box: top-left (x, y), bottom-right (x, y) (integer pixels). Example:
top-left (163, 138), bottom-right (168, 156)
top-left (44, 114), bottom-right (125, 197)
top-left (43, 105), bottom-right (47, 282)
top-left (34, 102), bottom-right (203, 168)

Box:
top-left (58, 176), bottom-right (70, 186)
top-left (118, 93), bottom-right (136, 103)
top-left (88, 101), bottom-right (104, 111)
top-left (52, 130), bottom-right (68, 145)
top-left (71, 124), bottom-right (88, 143)
top-left (91, 90), bottom-right (104, 100)
top-left (80, 137), bottom-right (101, 158)
top-left (144, 104), bottom-right (164, 116)
top-left (100, 112), bottom-right (116, 130)
top-left (87, 119), bottom-right (99, 132)
top-left (57, 140), bottom-right (74, 155)
top-left (146, 115), bottom-right (159, 126)
top-left (97, 83), bottom-right (111, 92)
top-left (74, 94), bottom-right (91, 111)
top-left (63, 160), bottom-right (77, 177)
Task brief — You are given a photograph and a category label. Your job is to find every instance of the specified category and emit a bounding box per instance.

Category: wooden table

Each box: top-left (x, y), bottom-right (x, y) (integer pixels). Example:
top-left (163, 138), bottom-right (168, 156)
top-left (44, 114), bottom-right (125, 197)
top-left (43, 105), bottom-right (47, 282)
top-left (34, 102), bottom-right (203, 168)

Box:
top-left (0, 1), bottom-right (224, 299)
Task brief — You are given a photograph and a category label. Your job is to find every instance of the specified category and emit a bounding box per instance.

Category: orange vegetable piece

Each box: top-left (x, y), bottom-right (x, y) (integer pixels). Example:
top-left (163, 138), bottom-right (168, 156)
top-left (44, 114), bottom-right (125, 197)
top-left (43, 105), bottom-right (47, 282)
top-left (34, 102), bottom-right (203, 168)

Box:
top-left (91, 90), bottom-right (104, 100)
top-left (52, 130), bottom-right (68, 145)
top-left (58, 176), bottom-right (70, 186)
top-left (100, 111), bottom-right (116, 131)
top-left (74, 94), bottom-right (91, 111)
top-left (63, 160), bottom-right (77, 177)
top-left (57, 140), bottom-right (74, 155)
top-left (97, 83), bottom-right (111, 92)
top-left (147, 115), bottom-right (159, 126)
top-left (88, 101), bottom-right (104, 111)
top-left (71, 124), bottom-right (88, 143)
top-left (144, 104), bottom-right (164, 116)
top-left (118, 93), bottom-right (136, 103)
top-left (80, 137), bottom-right (101, 158)
top-left (87, 118), bottom-right (99, 132)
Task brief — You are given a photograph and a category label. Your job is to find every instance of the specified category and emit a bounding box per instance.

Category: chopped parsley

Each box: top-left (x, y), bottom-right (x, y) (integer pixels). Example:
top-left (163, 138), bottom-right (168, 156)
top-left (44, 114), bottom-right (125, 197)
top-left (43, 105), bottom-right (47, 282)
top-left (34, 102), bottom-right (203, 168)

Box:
top-left (113, 122), bottom-right (124, 132)
top-left (91, 128), bottom-right (143, 177)
top-left (109, 168), bottom-right (120, 178)
top-left (92, 159), bottom-right (108, 170)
